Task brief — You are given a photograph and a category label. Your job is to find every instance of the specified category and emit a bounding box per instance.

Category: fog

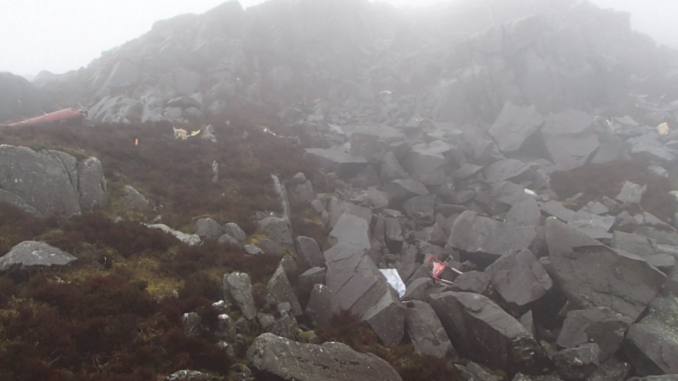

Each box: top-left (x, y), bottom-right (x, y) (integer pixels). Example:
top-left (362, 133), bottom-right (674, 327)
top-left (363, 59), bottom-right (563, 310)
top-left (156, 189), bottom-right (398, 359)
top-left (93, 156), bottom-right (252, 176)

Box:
top-left (0, 0), bottom-right (675, 77)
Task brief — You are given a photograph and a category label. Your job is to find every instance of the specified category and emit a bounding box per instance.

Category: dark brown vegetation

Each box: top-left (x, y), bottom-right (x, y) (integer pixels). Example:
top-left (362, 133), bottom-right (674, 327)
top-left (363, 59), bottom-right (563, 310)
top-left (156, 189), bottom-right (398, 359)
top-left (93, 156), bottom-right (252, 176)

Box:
top-left (315, 310), bottom-right (462, 381)
top-left (0, 112), bottom-right (329, 234)
top-left (0, 205), bottom-right (286, 380)
top-left (550, 159), bottom-right (677, 221)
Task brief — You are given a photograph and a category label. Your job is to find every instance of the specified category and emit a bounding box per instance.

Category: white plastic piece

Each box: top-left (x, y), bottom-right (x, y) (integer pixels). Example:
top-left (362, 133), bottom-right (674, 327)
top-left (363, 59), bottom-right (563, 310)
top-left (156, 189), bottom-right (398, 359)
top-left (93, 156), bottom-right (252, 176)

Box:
top-left (380, 269), bottom-right (406, 299)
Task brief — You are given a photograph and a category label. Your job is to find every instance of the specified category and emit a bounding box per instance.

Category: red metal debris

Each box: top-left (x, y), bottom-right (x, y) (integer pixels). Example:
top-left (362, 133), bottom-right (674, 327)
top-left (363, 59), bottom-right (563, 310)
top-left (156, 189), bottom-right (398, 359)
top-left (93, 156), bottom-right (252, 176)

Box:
top-left (7, 108), bottom-right (88, 127)
top-left (426, 256), bottom-right (463, 286)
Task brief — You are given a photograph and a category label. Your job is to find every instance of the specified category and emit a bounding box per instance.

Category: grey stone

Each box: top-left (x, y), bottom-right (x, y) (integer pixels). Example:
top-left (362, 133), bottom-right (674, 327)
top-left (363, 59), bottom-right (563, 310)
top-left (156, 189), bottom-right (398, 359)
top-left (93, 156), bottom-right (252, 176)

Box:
top-left (195, 217), bottom-right (225, 240)
top-left (611, 231), bottom-right (656, 256)
top-left (402, 194), bottom-right (436, 226)
top-left (298, 267), bottom-right (326, 292)
top-left (447, 211), bottom-right (537, 260)
top-left (556, 307), bottom-right (632, 361)
top-left (324, 243), bottom-right (388, 316)
top-left (380, 151), bottom-right (410, 182)
top-left (538, 201), bottom-right (576, 222)
top-left (247, 333), bottom-right (402, 381)
top-left (541, 110), bottom-right (599, 171)
top-left (0, 241), bottom-right (77, 272)
top-left (165, 369), bottom-right (218, 381)
top-left (450, 271), bottom-right (492, 295)
top-left (362, 286), bottom-right (405, 346)
top-left (258, 238), bottom-right (283, 256)
top-left (506, 197), bottom-right (541, 226)
top-left (304, 148), bottom-right (367, 178)
top-left (328, 213), bottom-right (371, 250)
top-left (452, 163), bottom-right (484, 181)
top-left (428, 291), bottom-right (551, 375)
top-left (146, 224), bottom-right (201, 245)
top-left (258, 216), bottom-right (293, 245)
top-left (267, 264), bottom-right (303, 317)
top-left (328, 199), bottom-right (372, 229)
top-left (566, 210), bottom-right (615, 240)
top-left (0, 146), bottom-right (84, 217)
top-left (402, 278), bottom-right (433, 301)
top-left (484, 159), bottom-right (533, 184)
top-left (223, 222), bottom-right (246, 243)
top-left (404, 300), bottom-right (456, 359)
top-left (587, 357), bottom-right (631, 381)
top-left (295, 236), bottom-right (324, 267)
top-left (182, 312), bottom-right (202, 335)
top-left (546, 217), bottom-right (664, 321)
top-left (305, 284), bottom-right (338, 328)
top-left (225, 272), bottom-right (257, 320)
top-left (218, 234), bottom-right (243, 249)
top-left (623, 295), bottom-right (678, 376)
top-left (616, 181), bottom-right (647, 204)
top-left (382, 178), bottom-right (429, 202)
top-left (485, 249), bottom-right (553, 308)
top-left (216, 313), bottom-right (237, 342)
top-left (553, 344), bottom-right (600, 381)
top-left (121, 185), bottom-right (150, 210)
top-left (402, 141), bottom-right (452, 186)
top-left (488, 102), bottom-right (544, 153)
top-left (77, 157), bottom-right (107, 210)
top-left (350, 125), bottom-right (404, 164)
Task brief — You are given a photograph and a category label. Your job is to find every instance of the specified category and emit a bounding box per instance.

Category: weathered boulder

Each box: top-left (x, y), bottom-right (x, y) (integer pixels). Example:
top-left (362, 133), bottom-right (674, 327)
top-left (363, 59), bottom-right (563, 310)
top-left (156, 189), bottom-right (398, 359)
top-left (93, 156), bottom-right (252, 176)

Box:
top-left (380, 151), bottom-right (410, 182)
top-left (224, 272), bottom-right (257, 320)
top-left (223, 222), bottom-right (247, 242)
top-left (295, 236), bottom-right (324, 267)
top-left (304, 148), bottom-right (367, 178)
top-left (266, 264), bottom-right (303, 317)
top-left (0, 241), bottom-right (77, 272)
top-left (556, 307), bottom-right (632, 361)
top-left (447, 211), bottom-right (537, 261)
top-left (553, 344), bottom-right (600, 381)
top-left (195, 217), bottom-right (225, 240)
top-left (403, 300), bottom-right (457, 359)
top-left (402, 141), bottom-right (452, 186)
top-left (305, 284), bottom-right (338, 328)
top-left (428, 291), bottom-right (551, 375)
top-left (485, 248), bottom-right (553, 308)
top-left (247, 333), bottom-right (402, 381)
top-left (120, 185), bottom-right (150, 210)
top-left (258, 216), bottom-right (293, 245)
top-left (540, 110), bottom-right (599, 171)
top-left (545, 217), bottom-right (665, 321)
top-left (623, 295), bottom-right (678, 376)
top-left (0, 146), bottom-right (107, 218)
top-left (328, 213), bottom-right (371, 250)
top-left (488, 102), bottom-right (544, 153)
top-left (362, 287), bottom-right (405, 346)
top-left (324, 243), bottom-right (388, 316)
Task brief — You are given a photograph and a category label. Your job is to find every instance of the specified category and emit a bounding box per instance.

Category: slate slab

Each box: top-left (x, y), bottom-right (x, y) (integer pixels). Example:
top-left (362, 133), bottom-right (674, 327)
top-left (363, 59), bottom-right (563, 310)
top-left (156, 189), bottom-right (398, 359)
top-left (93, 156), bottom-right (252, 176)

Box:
top-left (488, 102), bottom-right (544, 153)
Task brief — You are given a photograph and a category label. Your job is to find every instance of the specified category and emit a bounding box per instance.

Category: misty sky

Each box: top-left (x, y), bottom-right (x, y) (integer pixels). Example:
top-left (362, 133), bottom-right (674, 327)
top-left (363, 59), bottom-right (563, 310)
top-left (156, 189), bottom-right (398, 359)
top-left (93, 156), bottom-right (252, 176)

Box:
top-left (1, 0), bottom-right (676, 77)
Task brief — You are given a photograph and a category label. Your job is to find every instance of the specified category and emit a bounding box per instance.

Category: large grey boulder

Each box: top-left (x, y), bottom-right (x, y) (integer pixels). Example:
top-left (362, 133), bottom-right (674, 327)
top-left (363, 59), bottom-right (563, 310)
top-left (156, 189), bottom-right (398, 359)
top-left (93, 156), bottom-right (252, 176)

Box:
top-left (266, 264), bottom-right (303, 317)
top-left (362, 287), bottom-right (405, 346)
top-left (0, 241), bottom-right (77, 272)
top-left (403, 300), bottom-right (457, 359)
top-left (224, 272), bottom-right (257, 320)
top-left (324, 243), bottom-right (388, 317)
top-left (402, 141), bottom-right (452, 186)
top-left (305, 284), bottom-right (338, 328)
top-left (553, 344), bottom-right (600, 381)
top-left (488, 102), bottom-right (545, 153)
top-left (258, 216), bottom-right (293, 245)
top-left (380, 151), bottom-right (410, 182)
top-left (295, 236), bottom-right (324, 268)
top-left (447, 211), bottom-right (537, 260)
top-left (623, 295), bottom-right (678, 376)
top-left (304, 148), bottom-right (367, 178)
top-left (428, 291), bottom-right (551, 375)
top-left (556, 307), bottom-right (632, 361)
top-left (0, 145), bottom-right (106, 217)
top-left (545, 217), bottom-right (665, 321)
top-left (541, 110), bottom-right (599, 171)
top-left (328, 213), bottom-right (371, 250)
top-left (328, 198), bottom-right (372, 229)
top-left (247, 333), bottom-right (402, 381)
top-left (484, 248), bottom-right (553, 309)
top-left (195, 217), bottom-right (225, 240)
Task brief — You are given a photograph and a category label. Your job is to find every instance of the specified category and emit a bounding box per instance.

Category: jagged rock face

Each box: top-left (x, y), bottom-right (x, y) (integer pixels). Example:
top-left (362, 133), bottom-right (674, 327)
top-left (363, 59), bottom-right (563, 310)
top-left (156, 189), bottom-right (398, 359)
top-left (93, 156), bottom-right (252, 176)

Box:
top-left (0, 145), bottom-right (106, 217)
top-left (247, 333), bottom-right (402, 381)
top-left (27, 0), bottom-right (676, 127)
top-left (0, 73), bottom-right (51, 121)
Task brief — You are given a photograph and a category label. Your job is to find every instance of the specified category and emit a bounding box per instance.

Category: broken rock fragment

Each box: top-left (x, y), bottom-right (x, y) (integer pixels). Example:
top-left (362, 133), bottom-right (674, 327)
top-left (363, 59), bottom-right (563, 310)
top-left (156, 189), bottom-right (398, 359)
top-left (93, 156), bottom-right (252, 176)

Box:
top-left (488, 102), bottom-right (545, 153)
top-left (484, 248), bottom-right (553, 309)
top-left (403, 300), bottom-right (457, 359)
top-left (247, 333), bottom-right (402, 381)
top-left (428, 291), bottom-right (551, 375)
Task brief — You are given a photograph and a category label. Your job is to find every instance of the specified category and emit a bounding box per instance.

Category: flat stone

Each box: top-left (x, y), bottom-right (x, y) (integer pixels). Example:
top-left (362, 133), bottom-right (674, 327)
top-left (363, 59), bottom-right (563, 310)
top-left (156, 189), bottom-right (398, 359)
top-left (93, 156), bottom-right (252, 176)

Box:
top-left (258, 216), bottom-right (293, 245)
top-left (225, 272), bottom-right (257, 320)
top-left (623, 295), bottom-right (678, 376)
top-left (538, 201), bottom-right (576, 222)
top-left (567, 210), bottom-right (615, 240)
top-left (545, 217), bottom-right (665, 321)
top-left (0, 241), bottom-right (77, 271)
top-left (305, 284), bottom-right (338, 328)
top-left (485, 249), bottom-right (553, 308)
top-left (488, 102), bottom-right (544, 153)
top-left (382, 178), bottom-right (429, 201)
top-left (267, 264), bottom-right (303, 317)
top-left (541, 110), bottom-right (599, 171)
top-left (403, 300), bottom-right (457, 359)
top-left (362, 287), bottom-right (405, 346)
top-left (447, 210), bottom-right (537, 260)
top-left (402, 141), bottom-right (452, 186)
top-left (484, 159), bottom-right (532, 183)
top-left (450, 271), bottom-right (492, 295)
top-left (295, 236), bottom-right (324, 268)
top-left (247, 333), bottom-right (402, 381)
top-left (506, 197), bottom-right (541, 226)
top-left (616, 181), bottom-right (647, 204)
top-left (556, 307), bottom-right (632, 361)
top-left (428, 291), bottom-right (551, 375)
top-left (304, 148), bottom-right (368, 178)
top-left (328, 213), bottom-right (371, 250)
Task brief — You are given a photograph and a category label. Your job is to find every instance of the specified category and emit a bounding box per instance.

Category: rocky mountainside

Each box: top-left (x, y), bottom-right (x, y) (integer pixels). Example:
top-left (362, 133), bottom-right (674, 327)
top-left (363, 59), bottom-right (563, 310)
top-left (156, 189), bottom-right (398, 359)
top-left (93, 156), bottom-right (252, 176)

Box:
top-left (2, 0), bottom-right (678, 381)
